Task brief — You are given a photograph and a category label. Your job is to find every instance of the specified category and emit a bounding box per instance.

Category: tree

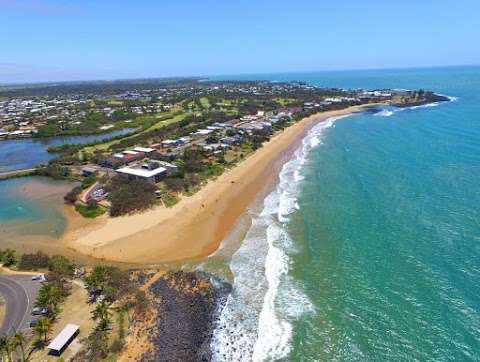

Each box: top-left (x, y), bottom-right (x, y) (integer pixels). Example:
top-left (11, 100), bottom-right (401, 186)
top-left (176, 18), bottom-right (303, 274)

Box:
top-left (34, 317), bottom-right (53, 344)
top-left (18, 251), bottom-right (50, 270)
top-left (35, 284), bottom-right (63, 319)
top-left (13, 330), bottom-right (29, 362)
top-left (107, 176), bottom-right (157, 217)
top-left (1, 249), bottom-right (17, 267)
top-left (85, 266), bottom-right (132, 303)
top-left (64, 186), bottom-right (82, 204)
top-left (91, 301), bottom-right (111, 331)
top-left (0, 335), bottom-right (15, 361)
top-left (47, 255), bottom-right (75, 296)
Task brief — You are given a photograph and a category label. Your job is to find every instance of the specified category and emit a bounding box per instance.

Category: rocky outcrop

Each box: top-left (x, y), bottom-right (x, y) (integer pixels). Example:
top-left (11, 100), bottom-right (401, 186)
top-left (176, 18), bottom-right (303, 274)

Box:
top-left (140, 271), bottom-right (231, 362)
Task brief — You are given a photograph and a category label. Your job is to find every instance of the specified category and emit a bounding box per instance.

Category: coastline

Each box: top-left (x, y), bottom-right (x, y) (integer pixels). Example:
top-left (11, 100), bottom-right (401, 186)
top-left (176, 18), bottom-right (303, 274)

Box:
top-left (63, 104), bottom-right (377, 264)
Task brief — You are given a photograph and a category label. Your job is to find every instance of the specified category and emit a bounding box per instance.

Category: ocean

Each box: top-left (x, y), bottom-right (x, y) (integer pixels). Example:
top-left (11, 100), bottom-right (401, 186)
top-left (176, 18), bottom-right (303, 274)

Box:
top-left (211, 66), bottom-right (480, 361)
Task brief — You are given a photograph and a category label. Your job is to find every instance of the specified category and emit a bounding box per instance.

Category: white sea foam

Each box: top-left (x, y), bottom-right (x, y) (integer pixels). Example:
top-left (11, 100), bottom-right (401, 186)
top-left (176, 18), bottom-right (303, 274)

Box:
top-left (211, 115), bottom-right (345, 361)
top-left (410, 102), bottom-right (441, 109)
top-left (374, 109), bottom-right (394, 117)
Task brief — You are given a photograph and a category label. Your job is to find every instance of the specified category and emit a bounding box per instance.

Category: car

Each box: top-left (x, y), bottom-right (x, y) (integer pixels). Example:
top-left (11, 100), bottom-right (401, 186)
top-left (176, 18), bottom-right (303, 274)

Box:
top-left (31, 307), bottom-right (47, 316)
top-left (31, 275), bottom-right (46, 282)
top-left (29, 319), bottom-right (39, 328)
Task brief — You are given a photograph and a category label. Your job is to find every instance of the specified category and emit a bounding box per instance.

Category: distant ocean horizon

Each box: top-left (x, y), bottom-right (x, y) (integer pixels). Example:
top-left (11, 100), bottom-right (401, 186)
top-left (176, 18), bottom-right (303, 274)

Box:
top-left (210, 65), bottom-right (480, 361)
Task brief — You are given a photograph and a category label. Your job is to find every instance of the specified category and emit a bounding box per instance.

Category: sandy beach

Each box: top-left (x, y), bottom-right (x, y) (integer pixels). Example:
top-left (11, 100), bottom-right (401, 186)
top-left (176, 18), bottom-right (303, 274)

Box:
top-left (63, 105), bottom-right (374, 264)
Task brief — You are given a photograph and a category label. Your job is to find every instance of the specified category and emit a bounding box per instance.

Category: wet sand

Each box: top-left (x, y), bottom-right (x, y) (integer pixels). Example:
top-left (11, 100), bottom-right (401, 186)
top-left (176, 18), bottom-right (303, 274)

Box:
top-left (64, 106), bottom-right (373, 264)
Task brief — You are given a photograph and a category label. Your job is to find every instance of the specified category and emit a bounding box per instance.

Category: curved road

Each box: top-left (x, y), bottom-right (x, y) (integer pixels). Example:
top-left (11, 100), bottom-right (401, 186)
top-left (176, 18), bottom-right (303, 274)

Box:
top-left (0, 276), bottom-right (40, 335)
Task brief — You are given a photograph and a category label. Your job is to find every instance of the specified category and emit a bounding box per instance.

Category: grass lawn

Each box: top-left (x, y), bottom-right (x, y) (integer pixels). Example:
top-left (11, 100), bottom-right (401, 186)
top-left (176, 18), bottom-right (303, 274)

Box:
top-left (82, 110), bottom-right (187, 153)
top-left (75, 203), bottom-right (107, 218)
top-left (199, 97), bottom-right (210, 109)
top-left (143, 112), bottom-right (188, 132)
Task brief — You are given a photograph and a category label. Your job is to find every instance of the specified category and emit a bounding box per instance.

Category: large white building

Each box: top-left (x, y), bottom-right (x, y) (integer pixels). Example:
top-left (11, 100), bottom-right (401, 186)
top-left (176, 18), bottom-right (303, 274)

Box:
top-left (116, 166), bottom-right (167, 184)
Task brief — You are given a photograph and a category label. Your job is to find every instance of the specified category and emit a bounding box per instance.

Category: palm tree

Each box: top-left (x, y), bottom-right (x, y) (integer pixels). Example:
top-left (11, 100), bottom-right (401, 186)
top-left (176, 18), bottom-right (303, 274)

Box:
top-left (0, 334), bottom-right (16, 361)
top-left (91, 301), bottom-right (111, 330)
top-left (0, 335), bottom-right (8, 360)
top-left (35, 284), bottom-right (63, 319)
top-left (13, 330), bottom-right (29, 362)
top-left (33, 317), bottom-right (53, 344)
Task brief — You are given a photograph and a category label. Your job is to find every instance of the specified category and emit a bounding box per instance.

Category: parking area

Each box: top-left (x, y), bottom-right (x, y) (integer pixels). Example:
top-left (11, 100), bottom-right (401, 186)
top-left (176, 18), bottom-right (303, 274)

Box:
top-left (0, 274), bottom-right (43, 334)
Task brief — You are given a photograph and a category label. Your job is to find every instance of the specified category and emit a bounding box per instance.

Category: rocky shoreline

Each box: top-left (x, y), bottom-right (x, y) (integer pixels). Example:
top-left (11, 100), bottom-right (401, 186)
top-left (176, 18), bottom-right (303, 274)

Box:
top-left (392, 91), bottom-right (450, 108)
top-left (139, 271), bottom-right (231, 362)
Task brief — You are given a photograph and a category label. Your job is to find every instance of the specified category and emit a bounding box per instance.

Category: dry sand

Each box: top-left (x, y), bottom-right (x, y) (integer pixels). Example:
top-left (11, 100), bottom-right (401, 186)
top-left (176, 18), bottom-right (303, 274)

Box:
top-left (64, 105), bottom-right (374, 264)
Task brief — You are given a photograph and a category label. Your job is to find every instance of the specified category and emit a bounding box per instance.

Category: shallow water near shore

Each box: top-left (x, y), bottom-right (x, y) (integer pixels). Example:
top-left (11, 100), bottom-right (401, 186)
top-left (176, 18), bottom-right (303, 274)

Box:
top-left (0, 176), bottom-right (72, 243)
top-left (211, 66), bottom-right (480, 361)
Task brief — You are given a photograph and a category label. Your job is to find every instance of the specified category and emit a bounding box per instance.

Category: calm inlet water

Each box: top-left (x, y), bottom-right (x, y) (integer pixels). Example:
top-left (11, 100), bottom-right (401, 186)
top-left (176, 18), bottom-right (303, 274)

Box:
top-left (0, 128), bottom-right (133, 173)
top-left (0, 177), bottom-right (73, 240)
top-left (211, 66), bottom-right (480, 361)
top-left (0, 129), bottom-right (132, 239)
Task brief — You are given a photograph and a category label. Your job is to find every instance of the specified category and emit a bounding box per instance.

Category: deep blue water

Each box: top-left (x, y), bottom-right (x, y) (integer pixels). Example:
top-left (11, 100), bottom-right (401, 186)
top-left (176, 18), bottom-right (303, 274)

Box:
top-left (212, 66), bottom-right (480, 361)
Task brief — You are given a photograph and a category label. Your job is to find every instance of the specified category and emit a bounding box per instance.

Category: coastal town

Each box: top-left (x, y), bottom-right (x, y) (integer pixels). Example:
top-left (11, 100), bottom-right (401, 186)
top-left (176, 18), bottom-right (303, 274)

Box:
top-left (0, 78), bottom-right (450, 361)
top-left (1, 78), bottom-right (446, 219)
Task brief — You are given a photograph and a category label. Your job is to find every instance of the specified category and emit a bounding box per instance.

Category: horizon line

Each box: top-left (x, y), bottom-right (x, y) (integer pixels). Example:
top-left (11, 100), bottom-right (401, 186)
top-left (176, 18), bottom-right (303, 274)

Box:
top-left (1, 63), bottom-right (479, 88)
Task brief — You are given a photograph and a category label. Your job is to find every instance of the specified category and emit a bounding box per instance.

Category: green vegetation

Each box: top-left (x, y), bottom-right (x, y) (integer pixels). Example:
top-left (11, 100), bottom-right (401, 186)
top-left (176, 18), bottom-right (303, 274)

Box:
top-left (18, 251), bottom-right (50, 270)
top-left (0, 247), bottom-right (148, 362)
top-left (0, 249), bottom-right (17, 267)
top-left (199, 97), bottom-right (210, 109)
top-left (33, 164), bottom-right (71, 180)
top-left (75, 202), bottom-right (107, 218)
top-left (64, 186), bottom-right (82, 204)
top-left (106, 176), bottom-right (157, 216)
top-left (81, 175), bottom-right (97, 189)
top-left (0, 331), bottom-right (30, 361)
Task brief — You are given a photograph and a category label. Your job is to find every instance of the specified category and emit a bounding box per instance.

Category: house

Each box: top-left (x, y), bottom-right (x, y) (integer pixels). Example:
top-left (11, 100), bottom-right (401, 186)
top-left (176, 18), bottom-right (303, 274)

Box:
top-left (161, 139), bottom-right (182, 148)
top-left (220, 136), bottom-right (242, 146)
top-left (81, 167), bottom-right (97, 177)
top-left (133, 146), bottom-right (156, 154)
top-left (191, 129), bottom-right (213, 137)
top-left (151, 160), bottom-right (178, 175)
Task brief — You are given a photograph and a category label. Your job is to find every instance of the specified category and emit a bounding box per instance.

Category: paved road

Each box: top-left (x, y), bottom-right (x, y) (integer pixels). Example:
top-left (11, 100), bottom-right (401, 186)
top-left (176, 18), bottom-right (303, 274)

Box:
top-left (0, 275), bottom-right (41, 335)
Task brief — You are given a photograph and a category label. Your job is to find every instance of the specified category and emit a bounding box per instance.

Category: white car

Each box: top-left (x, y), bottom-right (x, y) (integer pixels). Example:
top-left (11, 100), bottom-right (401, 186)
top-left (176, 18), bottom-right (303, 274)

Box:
top-left (31, 275), bottom-right (46, 282)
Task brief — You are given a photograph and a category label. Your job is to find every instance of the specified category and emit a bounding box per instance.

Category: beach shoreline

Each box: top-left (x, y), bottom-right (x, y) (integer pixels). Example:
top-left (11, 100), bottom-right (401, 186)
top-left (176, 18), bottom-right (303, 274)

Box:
top-left (59, 104), bottom-right (378, 265)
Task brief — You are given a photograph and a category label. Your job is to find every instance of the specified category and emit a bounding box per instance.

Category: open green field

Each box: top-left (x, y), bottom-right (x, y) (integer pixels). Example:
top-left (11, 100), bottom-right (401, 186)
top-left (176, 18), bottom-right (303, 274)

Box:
top-left (200, 97), bottom-right (211, 109)
top-left (82, 110), bottom-right (188, 153)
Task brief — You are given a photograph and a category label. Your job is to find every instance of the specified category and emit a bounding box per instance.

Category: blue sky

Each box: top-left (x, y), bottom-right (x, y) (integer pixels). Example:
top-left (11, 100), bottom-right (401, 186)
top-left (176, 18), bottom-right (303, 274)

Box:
top-left (1, 0), bottom-right (479, 83)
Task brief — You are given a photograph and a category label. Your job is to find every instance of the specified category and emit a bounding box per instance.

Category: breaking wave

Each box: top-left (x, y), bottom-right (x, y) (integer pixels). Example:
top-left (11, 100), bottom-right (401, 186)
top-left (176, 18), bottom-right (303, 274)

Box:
top-left (374, 109), bottom-right (394, 117)
top-left (211, 115), bottom-right (347, 361)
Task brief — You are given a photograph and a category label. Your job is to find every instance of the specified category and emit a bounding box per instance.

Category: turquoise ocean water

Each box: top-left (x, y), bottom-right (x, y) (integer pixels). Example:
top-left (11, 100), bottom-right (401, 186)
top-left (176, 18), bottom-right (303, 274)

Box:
top-left (211, 66), bottom-right (480, 361)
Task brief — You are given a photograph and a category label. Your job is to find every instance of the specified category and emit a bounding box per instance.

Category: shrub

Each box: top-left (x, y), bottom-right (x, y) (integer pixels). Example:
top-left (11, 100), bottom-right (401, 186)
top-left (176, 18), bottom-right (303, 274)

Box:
top-left (75, 203), bottom-right (106, 218)
top-left (81, 175), bottom-right (97, 189)
top-left (18, 251), bottom-right (50, 270)
top-left (0, 249), bottom-right (17, 267)
top-left (64, 186), bottom-right (82, 204)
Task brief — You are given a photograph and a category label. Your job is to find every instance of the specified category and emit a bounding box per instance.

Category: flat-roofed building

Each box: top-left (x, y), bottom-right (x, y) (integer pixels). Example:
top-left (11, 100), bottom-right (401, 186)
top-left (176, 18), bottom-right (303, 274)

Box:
top-left (47, 323), bottom-right (80, 356)
top-left (116, 166), bottom-right (167, 184)
top-left (133, 146), bottom-right (156, 154)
